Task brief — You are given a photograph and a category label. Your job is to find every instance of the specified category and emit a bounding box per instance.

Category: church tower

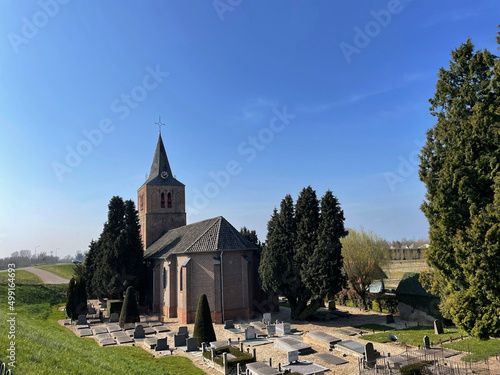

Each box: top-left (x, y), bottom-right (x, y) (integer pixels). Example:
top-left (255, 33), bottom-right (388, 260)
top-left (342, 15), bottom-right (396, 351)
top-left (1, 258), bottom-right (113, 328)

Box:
top-left (138, 133), bottom-right (186, 249)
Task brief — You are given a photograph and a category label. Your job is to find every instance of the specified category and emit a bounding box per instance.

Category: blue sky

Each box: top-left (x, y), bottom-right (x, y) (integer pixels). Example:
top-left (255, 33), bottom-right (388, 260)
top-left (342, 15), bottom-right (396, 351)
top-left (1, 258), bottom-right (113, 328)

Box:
top-left (1, 1), bottom-right (499, 259)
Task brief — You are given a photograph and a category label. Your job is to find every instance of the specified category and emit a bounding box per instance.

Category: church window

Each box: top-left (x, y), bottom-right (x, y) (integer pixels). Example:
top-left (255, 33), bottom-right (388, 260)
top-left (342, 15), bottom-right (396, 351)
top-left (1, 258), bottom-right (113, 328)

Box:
top-left (163, 267), bottom-right (167, 289)
top-left (161, 192), bottom-right (165, 208)
top-left (167, 192), bottom-right (172, 208)
top-left (180, 267), bottom-right (183, 291)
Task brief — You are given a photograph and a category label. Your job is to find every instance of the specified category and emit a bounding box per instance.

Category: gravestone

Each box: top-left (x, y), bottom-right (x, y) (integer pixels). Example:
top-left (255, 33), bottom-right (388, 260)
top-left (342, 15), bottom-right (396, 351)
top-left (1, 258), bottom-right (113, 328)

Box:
top-left (276, 322), bottom-right (291, 335)
top-left (263, 313), bottom-right (272, 324)
top-left (364, 342), bottom-right (377, 368)
top-left (386, 314), bottom-right (395, 324)
top-left (186, 337), bottom-right (198, 351)
top-left (434, 319), bottom-right (444, 335)
top-left (287, 350), bottom-right (299, 364)
top-left (266, 324), bottom-right (276, 337)
top-left (109, 312), bottom-right (119, 323)
top-left (224, 320), bottom-right (234, 329)
top-left (174, 333), bottom-right (186, 347)
top-left (156, 337), bottom-right (169, 351)
top-left (133, 325), bottom-right (145, 339)
top-left (245, 326), bottom-right (256, 340)
top-left (423, 335), bottom-right (430, 349)
top-left (178, 326), bottom-right (188, 336)
top-left (77, 315), bottom-right (87, 325)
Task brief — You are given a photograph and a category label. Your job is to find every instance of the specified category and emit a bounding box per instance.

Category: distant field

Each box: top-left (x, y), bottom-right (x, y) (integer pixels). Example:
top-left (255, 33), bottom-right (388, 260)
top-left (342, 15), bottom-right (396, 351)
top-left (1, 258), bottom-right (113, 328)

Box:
top-left (36, 263), bottom-right (76, 280)
top-left (383, 260), bottom-right (428, 288)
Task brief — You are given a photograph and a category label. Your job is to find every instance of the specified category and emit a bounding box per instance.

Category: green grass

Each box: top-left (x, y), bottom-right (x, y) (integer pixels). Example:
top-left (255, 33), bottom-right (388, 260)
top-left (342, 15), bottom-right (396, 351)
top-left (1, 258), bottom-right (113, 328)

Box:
top-left (0, 269), bottom-right (43, 284)
top-left (443, 337), bottom-right (500, 362)
top-left (355, 324), bottom-right (394, 332)
top-left (361, 325), bottom-right (466, 347)
top-left (36, 263), bottom-right (76, 280)
top-left (0, 284), bottom-right (205, 374)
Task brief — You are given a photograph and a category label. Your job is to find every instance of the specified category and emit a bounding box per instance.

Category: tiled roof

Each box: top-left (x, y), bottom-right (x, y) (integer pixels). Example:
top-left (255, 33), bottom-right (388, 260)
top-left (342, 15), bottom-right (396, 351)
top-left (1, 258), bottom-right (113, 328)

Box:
top-left (144, 216), bottom-right (257, 259)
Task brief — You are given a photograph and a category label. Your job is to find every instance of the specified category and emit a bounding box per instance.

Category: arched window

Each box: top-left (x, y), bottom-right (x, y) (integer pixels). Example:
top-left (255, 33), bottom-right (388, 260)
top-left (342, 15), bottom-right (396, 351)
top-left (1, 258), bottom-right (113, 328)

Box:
top-left (163, 267), bottom-right (167, 289)
top-left (161, 192), bottom-right (165, 208)
top-left (167, 192), bottom-right (172, 208)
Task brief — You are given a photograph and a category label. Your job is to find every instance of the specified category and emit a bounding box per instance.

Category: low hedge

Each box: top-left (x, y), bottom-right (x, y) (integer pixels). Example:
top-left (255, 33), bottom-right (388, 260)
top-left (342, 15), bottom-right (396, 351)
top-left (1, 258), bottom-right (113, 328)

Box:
top-left (203, 345), bottom-right (255, 368)
top-left (399, 360), bottom-right (434, 375)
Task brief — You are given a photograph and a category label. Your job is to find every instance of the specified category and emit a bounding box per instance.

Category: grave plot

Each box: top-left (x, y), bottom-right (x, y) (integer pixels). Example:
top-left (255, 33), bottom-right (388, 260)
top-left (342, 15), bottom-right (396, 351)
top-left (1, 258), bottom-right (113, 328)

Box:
top-left (335, 340), bottom-right (366, 358)
top-left (246, 361), bottom-right (281, 375)
top-left (250, 321), bottom-right (267, 331)
top-left (153, 325), bottom-right (169, 334)
top-left (176, 337), bottom-right (199, 352)
top-left (274, 337), bottom-right (312, 355)
top-left (304, 330), bottom-right (341, 350)
top-left (315, 352), bottom-right (349, 366)
top-left (78, 328), bottom-right (93, 337)
top-left (275, 322), bottom-right (292, 335)
top-left (96, 333), bottom-right (116, 346)
top-left (143, 326), bottom-right (156, 335)
top-left (335, 327), bottom-right (368, 336)
top-left (281, 361), bottom-right (329, 375)
top-left (92, 326), bottom-right (108, 335)
top-left (106, 323), bottom-right (121, 333)
top-left (114, 331), bottom-right (134, 344)
top-left (148, 320), bottom-right (162, 327)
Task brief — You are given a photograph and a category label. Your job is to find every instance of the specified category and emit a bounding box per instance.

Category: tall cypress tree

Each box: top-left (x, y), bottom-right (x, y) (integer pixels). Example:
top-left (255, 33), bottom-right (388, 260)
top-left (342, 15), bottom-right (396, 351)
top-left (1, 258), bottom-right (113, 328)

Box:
top-left (419, 36), bottom-right (500, 338)
top-left (193, 294), bottom-right (216, 346)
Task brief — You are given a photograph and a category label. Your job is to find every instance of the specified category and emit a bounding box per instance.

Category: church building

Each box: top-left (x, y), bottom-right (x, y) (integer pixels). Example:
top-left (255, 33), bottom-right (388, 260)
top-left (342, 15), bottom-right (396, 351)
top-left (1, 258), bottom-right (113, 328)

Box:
top-left (139, 132), bottom-right (261, 324)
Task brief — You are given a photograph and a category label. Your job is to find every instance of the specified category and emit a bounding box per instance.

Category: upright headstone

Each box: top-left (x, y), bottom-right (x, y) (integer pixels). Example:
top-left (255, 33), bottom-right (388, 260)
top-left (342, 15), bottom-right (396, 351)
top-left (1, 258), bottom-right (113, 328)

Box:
top-left (287, 350), bottom-right (299, 364)
top-left (386, 314), bottom-right (395, 324)
top-left (186, 337), bottom-right (198, 352)
top-left (434, 319), bottom-right (444, 335)
top-left (156, 337), bottom-right (169, 351)
top-left (174, 334), bottom-right (186, 347)
top-left (109, 313), bottom-right (119, 323)
top-left (266, 324), bottom-right (276, 337)
top-left (77, 315), bottom-right (87, 325)
top-left (178, 326), bottom-right (188, 337)
top-left (365, 342), bottom-right (376, 368)
top-left (423, 335), bottom-right (430, 349)
top-left (245, 326), bottom-right (256, 340)
top-left (133, 325), bottom-right (145, 339)
top-left (277, 322), bottom-right (291, 335)
top-left (263, 313), bottom-right (272, 324)
top-left (224, 320), bottom-right (234, 329)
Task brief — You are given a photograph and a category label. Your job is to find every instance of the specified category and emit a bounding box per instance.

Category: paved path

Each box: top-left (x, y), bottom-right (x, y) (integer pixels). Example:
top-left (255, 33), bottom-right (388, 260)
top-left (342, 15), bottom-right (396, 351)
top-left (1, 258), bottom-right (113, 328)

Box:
top-left (24, 268), bottom-right (69, 284)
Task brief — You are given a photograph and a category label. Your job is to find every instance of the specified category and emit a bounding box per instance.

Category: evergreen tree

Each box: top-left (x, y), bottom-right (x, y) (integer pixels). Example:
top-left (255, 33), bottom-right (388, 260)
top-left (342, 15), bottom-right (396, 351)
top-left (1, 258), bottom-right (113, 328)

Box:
top-left (419, 36), bottom-right (500, 338)
top-left (193, 294), bottom-right (216, 346)
top-left (119, 286), bottom-right (140, 328)
top-left (85, 196), bottom-right (144, 299)
top-left (66, 264), bottom-right (88, 320)
top-left (259, 187), bottom-right (346, 319)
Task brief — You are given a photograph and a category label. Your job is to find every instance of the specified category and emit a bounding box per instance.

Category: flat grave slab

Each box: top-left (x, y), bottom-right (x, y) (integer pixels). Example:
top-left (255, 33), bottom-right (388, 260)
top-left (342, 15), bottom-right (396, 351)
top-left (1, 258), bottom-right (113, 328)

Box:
top-left (144, 327), bottom-right (156, 335)
top-left (148, 321), bottom-right (162, 327)
top-left (335, 340), bottom-right (365, 357)
top-left (62, 319), bottom-right (71, 325)
top-left (153, 325), bottom-right (169, 334)
top-left (123, 323), bottom-right (136, 330)
top-left (115, 333), bottom-right (134, 344)
top-left (107, 323), bottom-right (121, 333)
top-left (78, 328), bottom-right (93, 337)
top-left (274, 337), bottom-right (312, 355)
top-left (224, 327), bottom-right (243, 335)
top-left (250, 321), bottom-right (267, 330)
top-left (315, 352), bottom-right (349, 365)
top-left (99, 338), bottom-right (117, 346)
top-left (76, 324), bottom-right (90, 330)
top-left (210, 340), bottom-right (228, 349)
top-left (96, 333), bottom-right (112, 340)
top-left (93, 327), bottom-right (108, 335)
top-left (243, 338), bottom-right (273, 347)
top-left (304, 330), bottom-right (341, 350)
top-left (144, 338), bottom-right (157, 349)
top-left (246, 361), bottom-right (281, 375)
top-left (282, 361), bottom-right (329, 375)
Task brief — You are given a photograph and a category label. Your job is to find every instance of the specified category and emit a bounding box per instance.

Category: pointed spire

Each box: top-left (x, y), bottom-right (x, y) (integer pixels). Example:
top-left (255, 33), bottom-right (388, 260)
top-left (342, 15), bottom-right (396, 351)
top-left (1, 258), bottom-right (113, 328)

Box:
top-left (145, 133), bottom-right (183, 186)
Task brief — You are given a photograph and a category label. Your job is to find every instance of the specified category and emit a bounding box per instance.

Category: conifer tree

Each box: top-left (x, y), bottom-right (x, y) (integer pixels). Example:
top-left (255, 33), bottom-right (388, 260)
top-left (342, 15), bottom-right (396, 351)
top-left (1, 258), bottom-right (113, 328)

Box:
top-left (193, 294), bottom-right (216, 346)
top-left (119, 286), bottom-right (140, 328)
top-left (419, 36), bottom-right (500, 338)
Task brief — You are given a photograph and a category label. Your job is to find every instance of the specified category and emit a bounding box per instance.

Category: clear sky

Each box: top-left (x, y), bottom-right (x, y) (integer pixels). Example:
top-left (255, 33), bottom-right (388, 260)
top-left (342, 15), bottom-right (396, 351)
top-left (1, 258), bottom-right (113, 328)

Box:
top-left (1, 1), bottom-right (499, 259)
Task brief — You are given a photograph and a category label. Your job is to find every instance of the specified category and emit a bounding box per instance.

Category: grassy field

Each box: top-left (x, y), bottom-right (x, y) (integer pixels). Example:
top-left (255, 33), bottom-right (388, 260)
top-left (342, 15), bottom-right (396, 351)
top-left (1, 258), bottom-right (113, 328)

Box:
top-left (383, 260), bottom-right (428, 288)
top-left (0, 283), bottom-right (205, 374)
top-left (361, 325), bottom-right (466, 347)
top-left (36, 263), bottom-right (76, 280)
top-left (443, 337), bottom-right (500, 362)
top-left (0, 269), bottom-right (42, 284)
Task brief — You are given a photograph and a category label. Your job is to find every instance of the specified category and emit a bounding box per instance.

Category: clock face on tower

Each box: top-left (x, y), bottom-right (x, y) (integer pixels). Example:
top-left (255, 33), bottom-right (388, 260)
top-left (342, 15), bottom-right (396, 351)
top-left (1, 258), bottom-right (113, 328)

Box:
top-left (161, 171), bottom-right (168, 179)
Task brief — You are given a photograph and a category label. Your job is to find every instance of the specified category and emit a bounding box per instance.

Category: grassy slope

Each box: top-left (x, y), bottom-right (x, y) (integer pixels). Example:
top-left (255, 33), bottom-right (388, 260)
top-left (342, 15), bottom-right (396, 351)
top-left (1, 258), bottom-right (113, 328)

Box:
top-left (361, 326), bottom-right (465, 346)
top-left (443, 337), bottom-right (500, 362)
top-left (36, 263), bottom-right (76, 280)
top-left (0, 284), bottom-right (205, 374)
top-left (0, 270), bottom-right (42, 284)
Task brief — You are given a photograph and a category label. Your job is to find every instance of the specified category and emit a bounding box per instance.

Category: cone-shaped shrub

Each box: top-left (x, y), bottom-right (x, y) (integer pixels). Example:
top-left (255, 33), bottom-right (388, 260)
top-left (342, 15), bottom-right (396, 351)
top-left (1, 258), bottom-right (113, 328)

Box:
top-left (119, 286), bottom-right (139, 328)
top-left (193, 294), bottom-right (216, 346)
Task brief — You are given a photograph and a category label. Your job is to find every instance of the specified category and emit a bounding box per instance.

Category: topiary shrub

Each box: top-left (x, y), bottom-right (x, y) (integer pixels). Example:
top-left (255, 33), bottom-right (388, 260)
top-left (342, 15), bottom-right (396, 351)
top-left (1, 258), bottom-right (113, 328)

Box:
top-left (119, 286), bottom-right (139, 328)
top-left (66, 277), bottom-right (87, 320)
top-left (193, 294), bottom-right (216, 346)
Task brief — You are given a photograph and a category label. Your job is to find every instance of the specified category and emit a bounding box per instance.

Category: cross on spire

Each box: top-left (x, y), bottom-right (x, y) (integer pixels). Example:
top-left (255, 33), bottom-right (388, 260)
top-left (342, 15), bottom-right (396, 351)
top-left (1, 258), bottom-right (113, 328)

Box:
top-left (155, 116), bottom-right (165, 134)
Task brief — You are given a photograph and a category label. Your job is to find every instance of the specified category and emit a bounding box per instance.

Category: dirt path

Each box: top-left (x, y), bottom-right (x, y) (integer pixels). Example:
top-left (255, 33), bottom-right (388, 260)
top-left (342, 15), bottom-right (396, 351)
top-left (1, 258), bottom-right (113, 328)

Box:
top-left (25, 267), bottom-right (69, 284)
